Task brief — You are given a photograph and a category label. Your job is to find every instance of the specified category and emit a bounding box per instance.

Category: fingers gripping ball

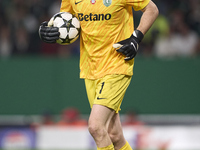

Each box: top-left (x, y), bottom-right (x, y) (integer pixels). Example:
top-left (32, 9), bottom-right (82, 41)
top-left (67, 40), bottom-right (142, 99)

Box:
top-left (49, 12), bottom-right (81, 45)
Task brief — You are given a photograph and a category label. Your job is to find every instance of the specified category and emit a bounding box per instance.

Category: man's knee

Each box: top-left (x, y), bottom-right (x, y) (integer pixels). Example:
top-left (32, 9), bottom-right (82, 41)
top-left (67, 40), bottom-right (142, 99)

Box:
top-left (109, 131), bottom-right (123, 144)
top-left (88, 121), bottom-right (107, 139)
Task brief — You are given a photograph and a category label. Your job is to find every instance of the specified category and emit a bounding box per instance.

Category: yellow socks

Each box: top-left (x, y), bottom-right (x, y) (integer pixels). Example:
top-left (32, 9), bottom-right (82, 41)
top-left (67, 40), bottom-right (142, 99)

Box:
top-left (119, 141), bottom-right (132, 150)
top-left (97, 143), bottom-right (114, 150)
top-left (97, 141), bottom-right (132, 150)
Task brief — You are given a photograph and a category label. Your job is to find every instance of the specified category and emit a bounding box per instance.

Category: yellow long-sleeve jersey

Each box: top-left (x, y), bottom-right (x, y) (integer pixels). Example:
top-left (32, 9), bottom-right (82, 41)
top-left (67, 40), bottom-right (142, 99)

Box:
top-left (60, 0), bottom-right (150, 79)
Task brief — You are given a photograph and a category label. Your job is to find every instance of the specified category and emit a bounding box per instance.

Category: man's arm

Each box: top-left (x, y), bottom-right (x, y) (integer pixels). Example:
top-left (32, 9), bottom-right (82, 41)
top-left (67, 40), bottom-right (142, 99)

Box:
top-left (113, 0), bottom-right (159, 60)
top-left (137, 0), bottom-right (159, 35)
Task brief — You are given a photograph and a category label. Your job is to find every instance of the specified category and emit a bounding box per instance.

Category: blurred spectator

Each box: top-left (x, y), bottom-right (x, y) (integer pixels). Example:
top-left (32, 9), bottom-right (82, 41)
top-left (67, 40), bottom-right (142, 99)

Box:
top-left (48, 0), bottom-right (62, 17)
top-left (13, 27), bottom-right (30, 55)
top-left (57, 107), bottom-right (87, 126)
top-left (41, 111), bottom-right (55, 126)
top-left (154, 10), bottom-right (199, 58)
top-left (0, 26), bottom-right (13, 58)
top-left (196, 39), bottom-right (200, 54)
top-left (187, 0), bottom-right (200, 35)
top-left (140, 14), bottom-right (170, 56)
top-left (172, 22), bottom-right (198, 57)
top-left (122, 110), bottom-right (144, 126)
top-left (31, 110), bottom-right (55, 128)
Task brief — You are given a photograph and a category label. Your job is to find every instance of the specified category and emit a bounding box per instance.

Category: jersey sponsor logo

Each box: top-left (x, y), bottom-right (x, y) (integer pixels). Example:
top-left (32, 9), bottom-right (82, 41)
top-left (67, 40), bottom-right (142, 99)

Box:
top-left (77, 13), bottom-right (111, 21)
top-left (75, 0), bottom-right (82, 5)
top-left (103, 0), bottom-right (112, 7)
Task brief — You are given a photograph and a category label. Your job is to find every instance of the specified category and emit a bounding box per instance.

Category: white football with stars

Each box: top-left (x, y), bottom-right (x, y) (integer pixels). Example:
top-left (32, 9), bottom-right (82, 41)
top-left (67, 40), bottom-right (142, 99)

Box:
top-left (48, 12), bottom-right (80, 45)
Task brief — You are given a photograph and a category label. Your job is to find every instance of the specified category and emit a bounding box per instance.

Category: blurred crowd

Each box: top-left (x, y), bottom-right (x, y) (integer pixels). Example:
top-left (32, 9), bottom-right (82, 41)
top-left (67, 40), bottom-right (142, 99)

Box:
top-left (33, 107), bottom-right (168, 150)
top-left (135, 0), bottom-right (200, 58)
top-left (0, 0), bottom-right (200, 58)
top-left (32, 107), bottom-right (144, 127)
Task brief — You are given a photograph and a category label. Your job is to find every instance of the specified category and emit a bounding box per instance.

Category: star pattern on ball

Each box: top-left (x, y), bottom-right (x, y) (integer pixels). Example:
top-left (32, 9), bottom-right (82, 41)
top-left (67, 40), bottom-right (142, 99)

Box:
top-left (50, 12), bottom-right (80, 45)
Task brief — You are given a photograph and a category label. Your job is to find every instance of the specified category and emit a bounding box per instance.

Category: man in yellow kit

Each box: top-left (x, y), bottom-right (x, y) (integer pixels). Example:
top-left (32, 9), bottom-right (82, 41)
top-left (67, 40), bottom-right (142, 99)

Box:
top-left (39, 0), bottom-right (158, 149)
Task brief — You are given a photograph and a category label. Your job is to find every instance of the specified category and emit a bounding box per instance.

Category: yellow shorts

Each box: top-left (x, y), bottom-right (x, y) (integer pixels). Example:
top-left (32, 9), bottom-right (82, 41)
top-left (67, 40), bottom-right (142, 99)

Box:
top-left (84, 74), bottom-right (132, 113)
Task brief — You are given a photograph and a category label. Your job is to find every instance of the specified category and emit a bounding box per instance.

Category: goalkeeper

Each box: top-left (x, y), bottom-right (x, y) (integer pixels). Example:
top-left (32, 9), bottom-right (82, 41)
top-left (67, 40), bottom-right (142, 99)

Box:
top-left (39, 0), bottom-right (158, 149)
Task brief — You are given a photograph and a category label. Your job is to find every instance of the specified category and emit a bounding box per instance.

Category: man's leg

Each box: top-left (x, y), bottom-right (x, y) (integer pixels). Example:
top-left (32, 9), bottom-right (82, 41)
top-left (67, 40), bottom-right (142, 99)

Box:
top-left (108, 113), bottom-right (133, 150)
top-left (88, 104), bottom-right (115, 149)
top-left (108, 113), bottom-right (126, 149)
top-left (85, 74), bottom-right (132, 149)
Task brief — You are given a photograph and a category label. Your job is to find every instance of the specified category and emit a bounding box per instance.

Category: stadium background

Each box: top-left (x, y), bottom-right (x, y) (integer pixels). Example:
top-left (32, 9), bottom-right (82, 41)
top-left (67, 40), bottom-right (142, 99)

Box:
top-left (0, 0), bottom-right (200, 149)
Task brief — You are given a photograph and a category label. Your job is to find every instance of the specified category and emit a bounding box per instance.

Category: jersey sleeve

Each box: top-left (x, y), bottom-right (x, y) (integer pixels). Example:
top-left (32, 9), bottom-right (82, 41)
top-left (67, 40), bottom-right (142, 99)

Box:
top-left (126, 0), bottom-right (150, 11)
top-left (60, 0), bottom-right (74, 13)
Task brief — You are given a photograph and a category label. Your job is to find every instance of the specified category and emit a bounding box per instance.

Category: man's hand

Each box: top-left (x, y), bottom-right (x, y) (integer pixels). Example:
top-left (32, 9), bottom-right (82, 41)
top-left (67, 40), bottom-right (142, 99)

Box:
top-left (39, 21), bottom-right (60, 43)
top-left (113, 30), bottom-right (144, 61)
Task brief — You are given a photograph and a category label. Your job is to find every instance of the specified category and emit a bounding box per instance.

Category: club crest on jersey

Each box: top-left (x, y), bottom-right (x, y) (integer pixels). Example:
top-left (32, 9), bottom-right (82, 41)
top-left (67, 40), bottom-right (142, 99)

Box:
top-left (90, 0), bottom-right (96, 4)
top-left (103, 0), bottom-right (112, 7)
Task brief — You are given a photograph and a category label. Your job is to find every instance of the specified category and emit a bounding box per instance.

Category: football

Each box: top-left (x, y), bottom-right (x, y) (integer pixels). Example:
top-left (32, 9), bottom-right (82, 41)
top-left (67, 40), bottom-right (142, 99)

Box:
top-left (48, 12), bottom-right (81, 45)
